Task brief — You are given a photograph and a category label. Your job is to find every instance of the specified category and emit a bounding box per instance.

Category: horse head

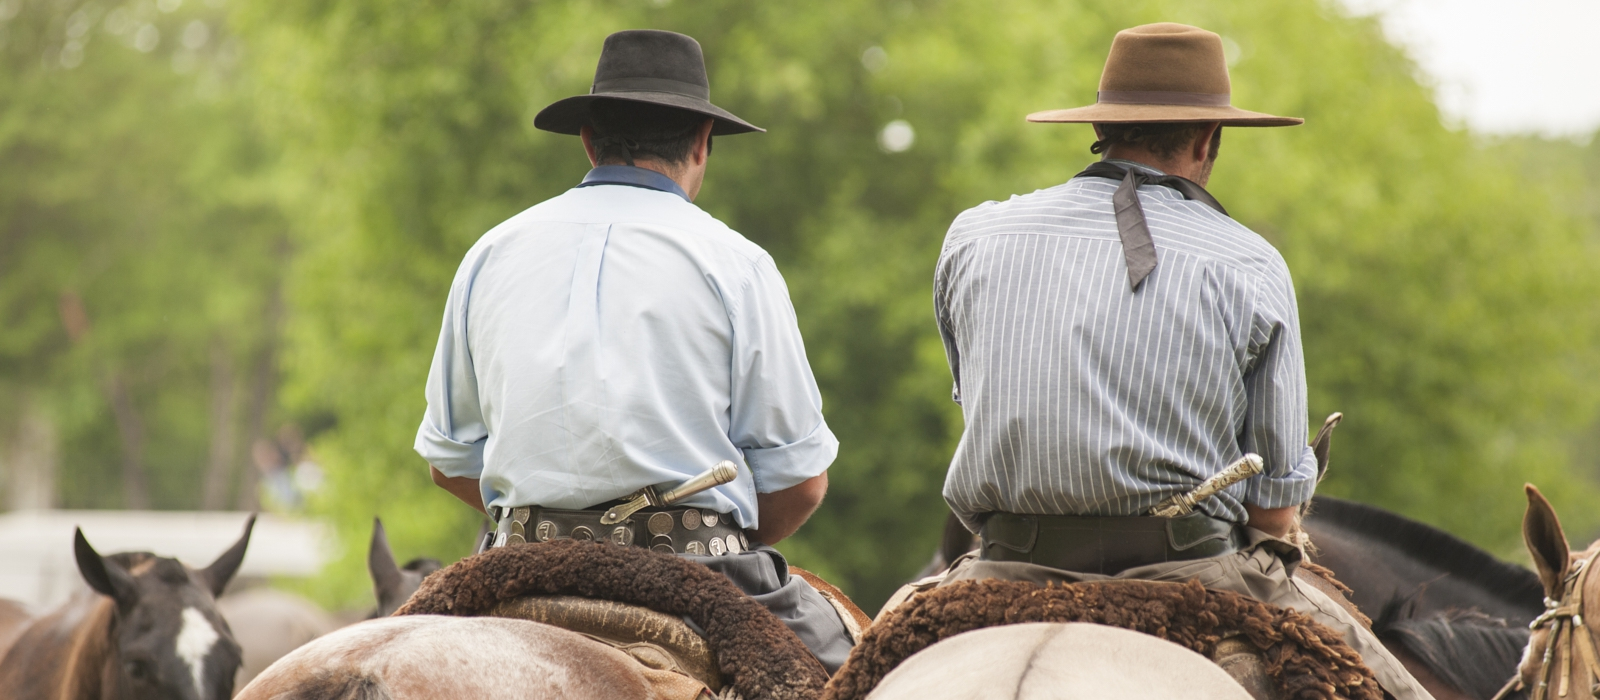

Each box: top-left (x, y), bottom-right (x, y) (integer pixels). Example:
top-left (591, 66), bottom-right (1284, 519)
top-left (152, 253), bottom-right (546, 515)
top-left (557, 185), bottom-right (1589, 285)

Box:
top-left (74, 516), bottom-right (254, 700)
top-left (367, 518), bottom-right (442, 618)
top-left (1515, 484), bottom-right (1600, 700)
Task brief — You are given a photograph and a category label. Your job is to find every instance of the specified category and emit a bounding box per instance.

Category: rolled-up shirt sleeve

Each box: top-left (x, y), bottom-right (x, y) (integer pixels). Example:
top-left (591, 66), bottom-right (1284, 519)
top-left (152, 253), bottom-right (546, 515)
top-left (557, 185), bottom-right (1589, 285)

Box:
top-left (727, 255), bottom-right (838, 494)
top-left (414, 260), bottom-right (488, 479)
top-left (1241, 277), bottom-right (1319, 509)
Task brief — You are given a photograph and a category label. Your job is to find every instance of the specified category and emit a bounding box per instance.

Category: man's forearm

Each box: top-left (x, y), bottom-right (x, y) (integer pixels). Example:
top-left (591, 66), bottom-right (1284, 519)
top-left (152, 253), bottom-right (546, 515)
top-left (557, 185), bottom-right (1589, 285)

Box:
top-left (1244, 502), bottom-right (1299, 539)
top-left (430, 465), bottom-right (486, 514)
top-left (749, 472), bottom-right (828, 545)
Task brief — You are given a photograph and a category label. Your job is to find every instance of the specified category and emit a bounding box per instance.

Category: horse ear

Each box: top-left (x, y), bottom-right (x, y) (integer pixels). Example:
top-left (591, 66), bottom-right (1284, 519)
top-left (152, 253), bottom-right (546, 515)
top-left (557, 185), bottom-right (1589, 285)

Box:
top-left (75, 528), bottom-right (138, 609)
top-left (199, 514), bottom-right (256, 598)
top-left (369, 518), bottom-right (404, 615)
top-left (1524, 484), bottom-right (1571, 598)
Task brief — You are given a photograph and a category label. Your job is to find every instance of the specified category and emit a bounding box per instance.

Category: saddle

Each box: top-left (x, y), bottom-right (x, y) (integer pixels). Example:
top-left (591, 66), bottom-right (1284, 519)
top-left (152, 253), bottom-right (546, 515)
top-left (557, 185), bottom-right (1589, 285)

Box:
top-left (395, 540), bottom-right (867, 700)
top-left (832, 578), bottom-right (1383, 700)
top-left (481, 565), bottom-right (871, 698)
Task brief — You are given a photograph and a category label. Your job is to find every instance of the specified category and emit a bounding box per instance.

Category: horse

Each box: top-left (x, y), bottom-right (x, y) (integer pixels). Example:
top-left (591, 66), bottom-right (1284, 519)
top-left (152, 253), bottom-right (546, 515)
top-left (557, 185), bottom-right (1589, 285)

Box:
top-left (238, 539), bottom-right (836, 700)
top-left (1303, 497), bottom-right (1543, 625)
top-left (0, 597), bottom-right (33, 660)
top-left (236, 614), bottom-right (685, 699)
top-left (213, 517), bottom-right (446, 690)
top-left (1505, 484), bottom-right (1600, 700)
top-left (216, 588), bottom-right (339, 690)
top-left (366, 518), bottom-right (442, 618)
top-left (865, 622), bottom-right (1254, 700)
top-left (0, 517), bottom-right (254, 700)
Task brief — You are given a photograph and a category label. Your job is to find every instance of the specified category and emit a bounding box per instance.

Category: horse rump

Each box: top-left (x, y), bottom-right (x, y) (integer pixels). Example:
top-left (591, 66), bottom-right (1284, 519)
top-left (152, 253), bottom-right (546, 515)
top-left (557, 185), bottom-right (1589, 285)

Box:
top-left (279, 670), bottom-right (390, 700)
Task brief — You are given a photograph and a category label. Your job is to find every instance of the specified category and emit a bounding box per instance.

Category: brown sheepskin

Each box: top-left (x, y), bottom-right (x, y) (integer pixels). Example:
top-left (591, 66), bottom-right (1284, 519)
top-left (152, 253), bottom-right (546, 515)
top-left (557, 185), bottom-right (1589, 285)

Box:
top-left (395, 540), bottom-right (827, 700)
top-left (823, 578), bottom-right (1383, 700)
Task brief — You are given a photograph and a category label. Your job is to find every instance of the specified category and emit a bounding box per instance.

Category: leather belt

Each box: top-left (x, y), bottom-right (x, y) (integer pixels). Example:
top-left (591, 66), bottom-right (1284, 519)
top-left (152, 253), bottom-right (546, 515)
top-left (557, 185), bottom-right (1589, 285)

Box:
top-left (979, 511), bottom-right (1246, 575)
top-left (486, 504), bottom-right (750, 558)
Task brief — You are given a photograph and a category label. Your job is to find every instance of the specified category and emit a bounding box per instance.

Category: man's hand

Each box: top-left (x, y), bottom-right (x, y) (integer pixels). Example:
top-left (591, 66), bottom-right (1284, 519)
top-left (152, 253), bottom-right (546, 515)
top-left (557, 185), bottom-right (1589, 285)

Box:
top-left (750, 472), bottom-right (828, 546)
top-left (1244, 503), bottom-right (1299, 539)
top-left (430, 465), bottom-right (486, 515)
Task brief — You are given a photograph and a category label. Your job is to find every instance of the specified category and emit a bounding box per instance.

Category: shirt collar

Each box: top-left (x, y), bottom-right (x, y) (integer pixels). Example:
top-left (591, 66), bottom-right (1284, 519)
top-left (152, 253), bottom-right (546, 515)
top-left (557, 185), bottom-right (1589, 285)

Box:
top-left (576, 165), bottom-right (691, 202)
top-left (1104, 158), bottom-right (1169, 177)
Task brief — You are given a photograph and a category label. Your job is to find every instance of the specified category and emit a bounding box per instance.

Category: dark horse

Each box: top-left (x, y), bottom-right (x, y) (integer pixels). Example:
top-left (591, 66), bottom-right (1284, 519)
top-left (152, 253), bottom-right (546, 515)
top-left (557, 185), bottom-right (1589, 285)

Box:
top-left (0, 517), bottom-right (254, 700)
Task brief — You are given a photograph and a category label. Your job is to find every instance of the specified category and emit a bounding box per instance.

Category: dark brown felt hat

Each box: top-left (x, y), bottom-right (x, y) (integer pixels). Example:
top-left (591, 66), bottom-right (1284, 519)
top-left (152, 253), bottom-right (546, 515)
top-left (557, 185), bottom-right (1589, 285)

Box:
top-left (1028, 23), bottom-right (1302, 127)
top-left (535, 30), bottom-right (763, 136)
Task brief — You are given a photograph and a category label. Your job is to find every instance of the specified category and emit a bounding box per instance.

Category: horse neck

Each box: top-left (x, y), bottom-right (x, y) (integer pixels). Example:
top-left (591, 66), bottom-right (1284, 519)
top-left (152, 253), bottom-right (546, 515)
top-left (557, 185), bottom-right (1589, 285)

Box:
top-left (61, 595), bottom-right (123, 700)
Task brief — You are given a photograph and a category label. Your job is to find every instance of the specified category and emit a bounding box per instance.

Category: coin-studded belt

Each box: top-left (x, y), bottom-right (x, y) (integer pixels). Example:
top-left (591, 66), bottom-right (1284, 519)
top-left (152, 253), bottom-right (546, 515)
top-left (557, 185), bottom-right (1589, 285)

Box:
top-left (486, 504), bottom-right (751, 557)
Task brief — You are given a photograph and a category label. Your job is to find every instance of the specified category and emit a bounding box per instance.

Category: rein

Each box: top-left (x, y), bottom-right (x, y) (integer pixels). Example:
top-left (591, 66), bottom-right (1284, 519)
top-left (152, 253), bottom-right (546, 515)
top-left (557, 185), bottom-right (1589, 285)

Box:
top-left (1506, 556), bottom-right (1600, 700)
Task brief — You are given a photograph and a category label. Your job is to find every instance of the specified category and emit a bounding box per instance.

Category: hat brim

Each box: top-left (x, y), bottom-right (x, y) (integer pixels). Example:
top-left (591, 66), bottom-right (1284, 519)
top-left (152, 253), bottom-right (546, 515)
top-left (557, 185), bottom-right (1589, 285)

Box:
top-left (1027, 103), bottom-right (1302, 127)
top-left (535, 91), bottom-right (764, 136)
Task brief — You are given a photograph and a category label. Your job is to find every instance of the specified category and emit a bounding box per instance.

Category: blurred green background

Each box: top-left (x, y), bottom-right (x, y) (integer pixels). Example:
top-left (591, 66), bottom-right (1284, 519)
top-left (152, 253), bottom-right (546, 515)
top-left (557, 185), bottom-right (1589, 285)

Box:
top-left (3, 0), bottom-right (1599, 612)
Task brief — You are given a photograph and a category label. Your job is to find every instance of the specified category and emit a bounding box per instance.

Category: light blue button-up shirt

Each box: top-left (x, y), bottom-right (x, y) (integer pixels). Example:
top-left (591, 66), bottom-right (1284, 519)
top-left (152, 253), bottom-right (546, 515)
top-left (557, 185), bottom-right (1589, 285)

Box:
top-left (415, 166), bottom-right (837, 529)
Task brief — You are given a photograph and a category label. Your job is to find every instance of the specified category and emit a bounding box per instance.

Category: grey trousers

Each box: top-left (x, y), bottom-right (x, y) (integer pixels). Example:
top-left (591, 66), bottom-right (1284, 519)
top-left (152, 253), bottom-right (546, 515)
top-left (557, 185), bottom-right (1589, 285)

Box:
top-left (940, 528), bottom-right (1435, 700)
top-left (684, 544), bottom-right (855, 674)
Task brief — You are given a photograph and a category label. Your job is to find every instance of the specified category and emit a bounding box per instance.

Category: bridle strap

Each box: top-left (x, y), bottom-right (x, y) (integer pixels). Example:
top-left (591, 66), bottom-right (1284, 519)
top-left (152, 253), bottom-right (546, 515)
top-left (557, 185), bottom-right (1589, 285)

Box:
top-left (1528, 556), bottom-right (1600, 700)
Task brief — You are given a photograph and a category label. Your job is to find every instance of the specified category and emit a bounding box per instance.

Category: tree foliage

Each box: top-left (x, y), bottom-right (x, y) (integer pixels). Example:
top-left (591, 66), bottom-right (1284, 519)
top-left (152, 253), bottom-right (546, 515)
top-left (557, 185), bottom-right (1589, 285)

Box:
top-left (0, 0), bottom-right (285, 512)
top-left (5, 0), bottom-right (1598, 613)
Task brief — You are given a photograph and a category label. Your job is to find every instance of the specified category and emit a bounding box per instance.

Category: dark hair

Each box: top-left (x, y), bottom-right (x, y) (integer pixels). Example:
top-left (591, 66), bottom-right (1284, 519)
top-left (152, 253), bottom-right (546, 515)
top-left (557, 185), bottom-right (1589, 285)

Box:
top-left (1090, 122), bottom-right (1221, 161)
top-left (588, 99), bottom-right (710, 166)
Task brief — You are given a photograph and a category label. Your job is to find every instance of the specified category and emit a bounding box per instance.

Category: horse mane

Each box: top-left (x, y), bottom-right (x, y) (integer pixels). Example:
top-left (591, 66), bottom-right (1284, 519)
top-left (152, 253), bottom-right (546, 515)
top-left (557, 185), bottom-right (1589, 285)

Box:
top-left (396, 540), bottom-right (827, 700)
top-left (1375, 609), bottom-right (1528, 700)
top-left (1308, 496), bottom-right (1543, 605)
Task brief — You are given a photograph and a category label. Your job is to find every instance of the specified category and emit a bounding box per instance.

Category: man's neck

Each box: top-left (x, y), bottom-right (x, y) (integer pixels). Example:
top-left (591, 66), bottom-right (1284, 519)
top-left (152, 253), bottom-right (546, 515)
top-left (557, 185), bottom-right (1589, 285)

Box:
top-left (1100, 149), bottom-right (1209, 185)
top-left (607, 159), bottom-right (696, 200)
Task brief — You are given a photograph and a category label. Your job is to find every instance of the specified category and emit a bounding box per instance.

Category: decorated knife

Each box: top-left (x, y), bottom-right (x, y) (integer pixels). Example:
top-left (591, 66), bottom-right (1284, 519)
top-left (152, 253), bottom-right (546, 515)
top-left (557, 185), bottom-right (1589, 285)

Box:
top-left (1147, 453), bottom-right (1265, 518)
top-left (600, 461), bottom-right (740, 525)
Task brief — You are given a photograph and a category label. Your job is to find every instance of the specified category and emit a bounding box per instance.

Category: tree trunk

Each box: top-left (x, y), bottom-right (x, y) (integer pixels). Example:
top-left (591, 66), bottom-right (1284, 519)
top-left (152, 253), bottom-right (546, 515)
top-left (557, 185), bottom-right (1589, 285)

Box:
top-left (201, 340), bottom-right (239, 510)
top-left (237, 278), bottom-right (284, 512)
top-left (5, 395), bottom-right (59, 511)
top-left (106, 373), bottom-right (150, 510)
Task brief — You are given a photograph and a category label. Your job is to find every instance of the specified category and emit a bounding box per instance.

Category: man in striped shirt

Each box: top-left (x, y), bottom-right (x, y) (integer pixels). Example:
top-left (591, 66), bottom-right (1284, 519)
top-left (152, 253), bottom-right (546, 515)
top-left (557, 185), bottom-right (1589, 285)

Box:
top-left (932, 23), bottom-right (1431, 699)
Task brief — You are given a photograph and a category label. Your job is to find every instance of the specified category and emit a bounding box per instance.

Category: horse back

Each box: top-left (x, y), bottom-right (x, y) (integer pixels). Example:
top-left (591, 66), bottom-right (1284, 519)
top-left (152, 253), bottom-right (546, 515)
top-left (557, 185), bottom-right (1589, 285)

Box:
top-left (0, 598), bottom-right (33, 660)
top-left (237, 615), bottom-right (687, 700)
top-left (0, 592), bottom-right (116, 700)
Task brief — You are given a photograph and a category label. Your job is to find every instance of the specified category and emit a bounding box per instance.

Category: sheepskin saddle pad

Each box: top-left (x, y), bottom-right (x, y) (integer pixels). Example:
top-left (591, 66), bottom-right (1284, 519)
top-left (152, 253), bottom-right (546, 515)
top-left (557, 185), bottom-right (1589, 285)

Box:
top-left (821, 578), bottom-right (1383, 700)
top-left (396, 539), bottom-right (829, 700)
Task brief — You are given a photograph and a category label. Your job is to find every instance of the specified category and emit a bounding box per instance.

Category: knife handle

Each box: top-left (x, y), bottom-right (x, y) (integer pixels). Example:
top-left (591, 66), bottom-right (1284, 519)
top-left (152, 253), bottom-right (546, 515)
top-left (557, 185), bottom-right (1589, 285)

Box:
top-left (658, 461), bottom-right (739, 505)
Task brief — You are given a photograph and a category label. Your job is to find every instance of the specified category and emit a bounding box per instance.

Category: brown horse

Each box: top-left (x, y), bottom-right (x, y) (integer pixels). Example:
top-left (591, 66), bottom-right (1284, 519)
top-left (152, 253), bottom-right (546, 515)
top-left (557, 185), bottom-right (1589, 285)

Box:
top-left (217, 517), bottom-right (444, 689)
top-left (0, 597), bottom-right (33, 660)
top-left (1509, 484), bottom-right (1600, 700)
top-left (0, 518), bottom-right (254, 700)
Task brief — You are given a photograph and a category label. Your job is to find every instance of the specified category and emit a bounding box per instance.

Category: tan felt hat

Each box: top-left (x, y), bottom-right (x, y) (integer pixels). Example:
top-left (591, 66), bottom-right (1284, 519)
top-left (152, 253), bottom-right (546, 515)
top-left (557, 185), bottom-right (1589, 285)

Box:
top-left (1027, 23), bottom-right (1302, 127)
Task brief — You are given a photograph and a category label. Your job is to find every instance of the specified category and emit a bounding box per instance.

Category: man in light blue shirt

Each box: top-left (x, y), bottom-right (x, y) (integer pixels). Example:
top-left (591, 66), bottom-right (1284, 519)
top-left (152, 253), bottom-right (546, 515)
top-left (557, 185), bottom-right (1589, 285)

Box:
top-left (414, 30), bottom-right (852, 670)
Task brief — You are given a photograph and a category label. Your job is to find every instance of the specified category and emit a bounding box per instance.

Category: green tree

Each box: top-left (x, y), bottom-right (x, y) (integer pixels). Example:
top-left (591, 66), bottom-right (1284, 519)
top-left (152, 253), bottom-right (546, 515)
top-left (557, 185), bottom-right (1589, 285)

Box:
top-left (0, 0), bottom-right (286, 513)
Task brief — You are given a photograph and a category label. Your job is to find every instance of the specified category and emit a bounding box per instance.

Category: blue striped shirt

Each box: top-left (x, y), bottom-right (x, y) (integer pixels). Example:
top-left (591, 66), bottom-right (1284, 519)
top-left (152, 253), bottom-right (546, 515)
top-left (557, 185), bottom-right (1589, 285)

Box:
top-left (935, 162), bottom-right (1319, 530)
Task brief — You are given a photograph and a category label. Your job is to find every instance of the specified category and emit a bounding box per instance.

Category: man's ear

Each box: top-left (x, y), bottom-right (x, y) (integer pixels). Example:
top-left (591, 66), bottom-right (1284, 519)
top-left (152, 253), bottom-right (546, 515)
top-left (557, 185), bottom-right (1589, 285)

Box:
top-left (693, 118), bottom-right (714, 166)
top-left (75, 528), bottom-right (139, 610)
top-left (198, 514), bottom-right (255, 598)
top-left (1524, 484), bottom-right (1571, 598)
top-left (1192, 122), bottom-right (1222, 163)
top-left (580, 125), bottom-right (599, 167)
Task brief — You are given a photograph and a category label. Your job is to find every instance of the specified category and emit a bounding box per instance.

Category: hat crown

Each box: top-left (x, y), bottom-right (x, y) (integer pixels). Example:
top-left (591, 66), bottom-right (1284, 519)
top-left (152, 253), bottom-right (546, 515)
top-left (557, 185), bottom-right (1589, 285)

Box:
top-left (1098, 23), bottom-right (1231, 96)
top-left (593, 30), bottom-right (709, 93)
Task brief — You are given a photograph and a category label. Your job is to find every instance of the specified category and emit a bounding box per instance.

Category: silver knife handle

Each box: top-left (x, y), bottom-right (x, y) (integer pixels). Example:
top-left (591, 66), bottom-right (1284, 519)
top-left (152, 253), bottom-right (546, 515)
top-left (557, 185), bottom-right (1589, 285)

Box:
top-left (1189, 454), bottom-right (1264, 504)
top-left (1149, 454), bottom-right (1264, 517)
top-left (658, 461), bottom-right (739, 505)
